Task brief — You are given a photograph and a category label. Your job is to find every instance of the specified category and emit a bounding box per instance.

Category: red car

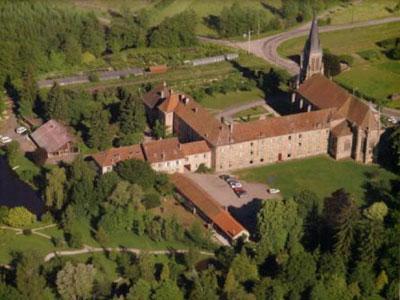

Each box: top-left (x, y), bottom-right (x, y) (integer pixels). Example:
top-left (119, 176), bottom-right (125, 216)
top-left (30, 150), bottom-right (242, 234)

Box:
top-left (233, 187), bottom-right (247, 198)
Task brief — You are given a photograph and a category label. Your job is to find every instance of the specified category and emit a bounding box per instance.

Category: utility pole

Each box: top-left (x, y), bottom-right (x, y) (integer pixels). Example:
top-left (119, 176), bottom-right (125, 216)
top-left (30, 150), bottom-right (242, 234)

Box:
top-left (248, 30), bottom-right (253, 54)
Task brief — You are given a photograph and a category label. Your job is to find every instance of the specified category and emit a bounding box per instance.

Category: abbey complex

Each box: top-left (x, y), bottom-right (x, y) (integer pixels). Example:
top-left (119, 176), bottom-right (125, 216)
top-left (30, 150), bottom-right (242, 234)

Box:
top-left (93, 19), bottom-right (381, 174)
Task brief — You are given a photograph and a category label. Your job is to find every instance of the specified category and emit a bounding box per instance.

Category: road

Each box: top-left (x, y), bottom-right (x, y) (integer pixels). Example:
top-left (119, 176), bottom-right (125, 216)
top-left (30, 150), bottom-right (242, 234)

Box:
top-left (202, 16), bottom-right (400, 75)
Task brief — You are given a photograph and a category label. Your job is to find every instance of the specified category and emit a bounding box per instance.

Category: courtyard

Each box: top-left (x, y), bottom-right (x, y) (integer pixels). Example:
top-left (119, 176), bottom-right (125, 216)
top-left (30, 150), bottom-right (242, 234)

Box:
top-left (234, 155), bottom-right (397, 205)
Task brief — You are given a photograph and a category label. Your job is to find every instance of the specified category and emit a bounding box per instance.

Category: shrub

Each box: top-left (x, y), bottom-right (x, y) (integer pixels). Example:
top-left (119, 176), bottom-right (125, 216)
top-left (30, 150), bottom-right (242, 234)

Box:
top-left (22, 228), bottom-right (32, 236)
top-left (196, 163), bottom-right (211, 174)
top-left (357, 49), bottom-right (382, 62)
top-left (5, 207), bottom-right (36, 228)
top-left (338, 54), bottom-right (354, 67)
top-left (142, 193), bottom-right (161, 209)
top-left (81, 51), bottom-right (96, 64)
top-left (88, 72), bottom-right (100, 82)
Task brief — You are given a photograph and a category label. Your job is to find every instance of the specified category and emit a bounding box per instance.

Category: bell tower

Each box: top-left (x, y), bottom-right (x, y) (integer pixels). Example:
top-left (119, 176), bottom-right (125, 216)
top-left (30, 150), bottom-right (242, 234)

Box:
top-left (299, 17), bottom-right (324, 83)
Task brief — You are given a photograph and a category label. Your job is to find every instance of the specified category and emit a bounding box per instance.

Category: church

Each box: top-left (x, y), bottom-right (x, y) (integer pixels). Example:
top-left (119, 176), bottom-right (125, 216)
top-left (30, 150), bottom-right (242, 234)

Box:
top-left (93, 19), bottom-right (381, 174)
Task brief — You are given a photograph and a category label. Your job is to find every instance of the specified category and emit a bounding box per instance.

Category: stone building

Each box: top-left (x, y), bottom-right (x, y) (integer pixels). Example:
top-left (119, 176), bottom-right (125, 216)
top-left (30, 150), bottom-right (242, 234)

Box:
top-left (139, 19), bottom-right (380, 172)
top-left (92, 138), bottom-right (212, 174)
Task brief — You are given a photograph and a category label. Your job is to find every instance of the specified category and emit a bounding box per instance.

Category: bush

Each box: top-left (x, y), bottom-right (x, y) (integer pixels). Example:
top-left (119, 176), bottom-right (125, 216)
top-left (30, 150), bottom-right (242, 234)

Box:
top-left (357, 49), bottom-right (382, 62)
top-left (5, 207), bottom-right (36, 228)
top-left (0, 206), bottom-right (9, 224)
top-left (196, 163), bottom-right (211, 173)
top-left (116, 159), bottom-right (156, 189)
top-left (338, 54), bottom-right (354, 67)
top-left (81, 51), bottom-right (96, 64)
top-left (88, 72), bottom-right (100, 82)
top-left (142, 193), bottom-right (161, 209)
top-left (22, 228), bottom-right (32, 236)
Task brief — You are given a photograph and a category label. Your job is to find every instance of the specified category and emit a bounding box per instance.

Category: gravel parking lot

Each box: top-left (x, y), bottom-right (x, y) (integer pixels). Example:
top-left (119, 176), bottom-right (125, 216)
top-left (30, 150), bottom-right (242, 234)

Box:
top-left (185, 173), bottom-right (280, 232)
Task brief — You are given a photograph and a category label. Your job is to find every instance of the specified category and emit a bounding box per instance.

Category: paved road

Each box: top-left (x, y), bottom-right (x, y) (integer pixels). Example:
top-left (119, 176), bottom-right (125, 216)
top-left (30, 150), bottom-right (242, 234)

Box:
top-left (202, 16), bottom-right (400, 75)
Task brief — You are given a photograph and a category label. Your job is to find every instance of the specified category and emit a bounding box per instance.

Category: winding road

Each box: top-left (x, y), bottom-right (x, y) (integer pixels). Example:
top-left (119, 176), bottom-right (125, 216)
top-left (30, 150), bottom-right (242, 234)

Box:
top-left (202, 16), bottom-right (400, 75)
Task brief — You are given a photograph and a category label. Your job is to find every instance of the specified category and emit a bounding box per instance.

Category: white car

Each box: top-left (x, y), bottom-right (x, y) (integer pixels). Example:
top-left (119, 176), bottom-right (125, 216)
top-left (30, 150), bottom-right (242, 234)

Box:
top-left (0, 136), bottom-right (12, 144)
top-left (267, 188), bottom-right (280, 194)
top-left (388, 117), bottom-right (398, 124)
top-left (230, 181), bottom-right (242, 188)
top-left (15, 126), bottom-right (27, 134)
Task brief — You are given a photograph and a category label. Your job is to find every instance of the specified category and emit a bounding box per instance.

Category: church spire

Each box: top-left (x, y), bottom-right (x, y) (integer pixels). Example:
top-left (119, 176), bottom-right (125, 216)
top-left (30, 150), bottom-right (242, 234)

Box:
top-left (299, 17), bottom-right (324, 83)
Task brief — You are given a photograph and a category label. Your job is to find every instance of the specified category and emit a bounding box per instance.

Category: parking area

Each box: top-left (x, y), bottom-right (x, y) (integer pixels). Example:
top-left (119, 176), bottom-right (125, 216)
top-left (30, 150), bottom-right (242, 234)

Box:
top-left (185, 172), bottom-right (279, 208)
top-left (0, 100), bottom-right (36, 152)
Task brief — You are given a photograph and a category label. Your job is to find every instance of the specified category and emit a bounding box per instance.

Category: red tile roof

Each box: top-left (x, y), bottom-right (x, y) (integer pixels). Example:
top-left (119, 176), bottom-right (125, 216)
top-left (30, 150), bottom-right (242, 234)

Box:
top-left (30, 120), bottom-right (74, 153)
top-left (297, 74), bottom-right (350, 109)
top-left (231, 109), bottom-right (336, 143)
top-left (171, 173), bottom-right (248, 240)
top-left (92, 144), bottom-right (145, 167)
top-left (181, 140), bottom-right (211, 156)
top-left (142, 138), bottom-right (185, 163)
top-left (331, 120), bottom-right (352, 137)
top-left (159, 92), bottom-right (179, 113)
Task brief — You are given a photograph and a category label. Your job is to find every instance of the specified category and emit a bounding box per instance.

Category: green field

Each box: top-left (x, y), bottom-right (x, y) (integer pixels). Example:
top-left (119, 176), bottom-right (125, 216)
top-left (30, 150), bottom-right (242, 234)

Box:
top-left (235, 156), bottom-right (397, 204)
top-left (324, 0), bottom-right (400, 25)
top-left (201, 88), bottom-right (265, 111)
top-left (278, 22), bottom-right (400, 106)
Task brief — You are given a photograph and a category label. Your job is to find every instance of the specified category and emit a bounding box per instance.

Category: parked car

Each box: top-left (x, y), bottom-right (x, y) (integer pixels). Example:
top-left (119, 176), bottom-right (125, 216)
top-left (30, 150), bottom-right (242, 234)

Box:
top-left (267, 188), bottom-right (280, 194)
top-left (233, 187), bottom-right (247, 198)
top-left (219, 174), bottom-right (231, 181)
top-left (229, 181), bottom-right (242, 188)
top-left (15, 126), bottom-right (28, 135)
top-left (388, 116), bottom-right (398, 124)
top-left (0, 136), bottom-right (12, 144)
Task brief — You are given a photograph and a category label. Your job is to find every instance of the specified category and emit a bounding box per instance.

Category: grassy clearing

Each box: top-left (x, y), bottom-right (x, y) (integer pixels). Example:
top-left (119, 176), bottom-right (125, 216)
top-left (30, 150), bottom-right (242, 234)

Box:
top-left (324, 0), bottom-right (400, 25)
top-left (235, 156), bottom-right (397, 204)
top-left (201, 88), bottom-right (265, 111)
top-left (278, 22), bottom-right (400, 105)
top-left (234, 105), bottom-right (268, 119)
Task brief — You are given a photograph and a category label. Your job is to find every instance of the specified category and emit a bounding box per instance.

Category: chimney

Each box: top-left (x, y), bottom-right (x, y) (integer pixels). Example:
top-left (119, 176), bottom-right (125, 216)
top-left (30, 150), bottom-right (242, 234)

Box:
top-left (183, 97), bottom-right (190, 105)
top-left (163, 81), bottom-right (167, 87)
top-left (161, 90), bottom-right (165, 99)
top-left (193, 107), bottom-right (198, 113)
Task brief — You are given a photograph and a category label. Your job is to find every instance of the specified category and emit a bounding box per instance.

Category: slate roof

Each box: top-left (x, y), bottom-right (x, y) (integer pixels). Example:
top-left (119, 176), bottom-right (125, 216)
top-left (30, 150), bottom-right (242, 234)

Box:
top-left (30, 120), bottom-right (74, 153)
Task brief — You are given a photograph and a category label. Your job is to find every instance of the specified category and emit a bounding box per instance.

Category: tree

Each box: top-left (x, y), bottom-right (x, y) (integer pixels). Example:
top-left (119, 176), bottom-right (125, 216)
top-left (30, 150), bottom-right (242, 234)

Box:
top-left (311, 275), bottom-right (352, 300)
top-left (229, 251), bottom-right (259, 284)
top-left (95, 171), bottom-right (120, 202)
top-left (190, 268), bottom-right (219, 300)
top-left (118, 93), bottom-right (146, 135)
top-left (142, 192), bottom-right (161, 209)
top-left (56, 262), bottom-right (96, 300)
top-left (116, 159), bottom-right (156, 189)
top-left (5, 207), bottom-right (35, 227)
top-left (108, 181), bottom-right (143, 208)
top-left (153, 279), bottom-right (184, 300)
top-left (363, 202), bottom-right (388, 221)
top-left (153, 120), bottom-right (166, 139)
top-left (323, 189), bottom-right (360, 257)
top-left (281, 249), bottom-right (316, 296)
top-left (126, 279), bottom-right (152, 300)
top-left (63, 35), bottom-right (82, 65)
top-left (45, 166), bottom-right (67, 211)
top-left (137, 252), bottom-right (155, 282)
top-left (80, 14), bottom-right (105, 57)
top-left (19, 65), bottom-right (38, 116)
top-left (150, 10), bottom-right (198, 48)
top-left (256, 198), bottom-right (303, 260)
top-left (86, 107), bottom-right (114, 150)
top-left (16, 252), bottom-right (47, 299)
top-left (45, 83), bottom-right (69, 121)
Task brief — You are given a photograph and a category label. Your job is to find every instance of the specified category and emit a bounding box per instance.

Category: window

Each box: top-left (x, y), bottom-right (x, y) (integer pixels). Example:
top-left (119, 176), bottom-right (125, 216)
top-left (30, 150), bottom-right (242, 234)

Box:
top-left (204, 154), bottom-right (207, 158)
top-left (176, 160), bottom-right (180, 165)
top-left (288, 153), bottom-right (292, 158)
top-left (250, 151), bottom-right (254, 155)
top-left (167, 162), bottom-right (170, 167)
top-left (250, 142), bottom-right (254, 147)
top-left (299, 142), bottom-right (302, 146)
top-left (288, 136), bottom-right (292, 140)
top-left (250, 160), bottom-right (253, 164)
top-left (299, 134), bottom-right (302, 138)
top-left (260, 158), bottom-right (264, 162)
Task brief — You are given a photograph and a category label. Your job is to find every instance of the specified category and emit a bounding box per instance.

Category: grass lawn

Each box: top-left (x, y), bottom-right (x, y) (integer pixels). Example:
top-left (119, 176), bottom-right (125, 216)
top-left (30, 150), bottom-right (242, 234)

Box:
top-left (234, 105), bottom-right (270, 121)
top-left (324, 0), bottom-right (400, 25)
top-left (235, 156), bottom-right (397, 204)
top-left (278, 22), bottom-right (400, 105)
top-left (201, 88), bottom-right (265, 111)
